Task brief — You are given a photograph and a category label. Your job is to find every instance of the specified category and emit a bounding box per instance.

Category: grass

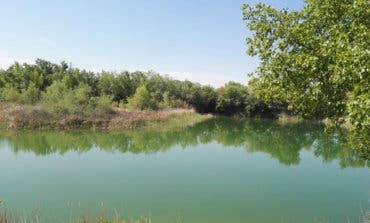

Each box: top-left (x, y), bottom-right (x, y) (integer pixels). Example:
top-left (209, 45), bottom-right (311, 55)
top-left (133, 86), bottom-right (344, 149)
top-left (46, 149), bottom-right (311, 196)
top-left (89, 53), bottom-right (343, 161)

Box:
top-left (1, 210), bottom-right (369, 223)
top-left (0, 212), bottom-right (152, 223)
top-left (0, 201), bottom-right (152, 223)
top-left (0, 199), bottom-right (369, 223)
top-left (0, 103), bottom-right (211, 131)
top-left (113, 110), bottom-right (213, 131)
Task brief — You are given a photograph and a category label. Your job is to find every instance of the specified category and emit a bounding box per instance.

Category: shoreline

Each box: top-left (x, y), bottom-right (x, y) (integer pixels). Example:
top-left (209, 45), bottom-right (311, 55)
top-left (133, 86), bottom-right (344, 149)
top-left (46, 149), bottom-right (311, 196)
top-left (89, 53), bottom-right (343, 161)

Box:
top-left (0, 103), bottom-right (354, 131)
top-left (0, 103), bottom-right (211, 131)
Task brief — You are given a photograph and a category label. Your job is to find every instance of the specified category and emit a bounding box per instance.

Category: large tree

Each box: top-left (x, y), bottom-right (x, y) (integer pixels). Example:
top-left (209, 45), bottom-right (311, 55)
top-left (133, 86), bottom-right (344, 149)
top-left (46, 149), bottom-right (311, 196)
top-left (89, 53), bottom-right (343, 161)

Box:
top-left (242, 0), bottom-right (369, 157)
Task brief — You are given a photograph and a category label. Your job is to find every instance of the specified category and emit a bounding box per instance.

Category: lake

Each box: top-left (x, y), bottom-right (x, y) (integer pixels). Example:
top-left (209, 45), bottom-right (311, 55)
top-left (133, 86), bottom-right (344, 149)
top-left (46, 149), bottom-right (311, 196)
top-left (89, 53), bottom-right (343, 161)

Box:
top-left (0, 118), bottom-right (369, 223)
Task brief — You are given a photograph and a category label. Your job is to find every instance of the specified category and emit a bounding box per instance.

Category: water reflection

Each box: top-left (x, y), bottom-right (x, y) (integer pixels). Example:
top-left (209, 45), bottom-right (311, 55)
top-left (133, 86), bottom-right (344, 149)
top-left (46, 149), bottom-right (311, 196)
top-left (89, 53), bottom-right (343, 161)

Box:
top-left (0, 118), bottom-right (368, 168)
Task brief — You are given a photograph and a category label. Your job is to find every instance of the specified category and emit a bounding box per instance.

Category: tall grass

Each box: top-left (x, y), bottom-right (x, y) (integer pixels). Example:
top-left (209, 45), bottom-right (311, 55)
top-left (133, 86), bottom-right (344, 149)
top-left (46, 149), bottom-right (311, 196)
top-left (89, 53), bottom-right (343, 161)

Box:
top-left (0, 205), bottom-right (152, 223)
top-left (0, 103), bottom-right (210, 130)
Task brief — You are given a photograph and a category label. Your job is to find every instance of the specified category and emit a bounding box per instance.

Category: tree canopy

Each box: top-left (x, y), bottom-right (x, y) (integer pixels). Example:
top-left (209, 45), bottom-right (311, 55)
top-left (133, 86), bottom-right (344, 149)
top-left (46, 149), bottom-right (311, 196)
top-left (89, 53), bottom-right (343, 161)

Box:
top-left (0, 59), bottom-right (268, 116)
top-left (242, 0), bottom-right (369, 155)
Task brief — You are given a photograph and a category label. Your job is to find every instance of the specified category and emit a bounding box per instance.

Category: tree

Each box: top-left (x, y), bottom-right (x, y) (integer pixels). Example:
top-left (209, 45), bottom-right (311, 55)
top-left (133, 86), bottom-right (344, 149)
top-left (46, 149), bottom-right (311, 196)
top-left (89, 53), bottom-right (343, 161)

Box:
top-left (0, 84), bottom-right (21, 102)
top-left (242, 0), bottom-right (369, 156)
top-left (127, 84), bottom-right (157, 110)
top-left (42, 81), bottom-right (68, 104)
top-left (42, 81), bottom-right (94, 115)
top-left (185, 85), bottom-right (217, 113)
top-left (20, 82), bottom-right (40, 104)
top-left (242, 0), bottom-right (369, 118)
top-left (97, 72), bottom-right (115, 96)
top-left (216, 82), bottom-right (255, 116)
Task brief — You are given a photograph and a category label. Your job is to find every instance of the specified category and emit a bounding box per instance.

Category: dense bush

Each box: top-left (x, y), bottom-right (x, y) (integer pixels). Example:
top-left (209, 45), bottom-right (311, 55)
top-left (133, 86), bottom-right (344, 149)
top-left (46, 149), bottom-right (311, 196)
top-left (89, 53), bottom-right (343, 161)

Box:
top-left (93, 95), bottom-right (115, 115)
top-left (20, 83), bottom-right (40, 104)
top-left (0, 84), bottom-right (22, 102)
top-left (126, 84), bottom-right (157, 110)
top-left (216, 82), bottom-right (256, 116)
top-left (0, 59), bottom-right (271, 115)
top-left (41, 81), bottom-right (112, 115)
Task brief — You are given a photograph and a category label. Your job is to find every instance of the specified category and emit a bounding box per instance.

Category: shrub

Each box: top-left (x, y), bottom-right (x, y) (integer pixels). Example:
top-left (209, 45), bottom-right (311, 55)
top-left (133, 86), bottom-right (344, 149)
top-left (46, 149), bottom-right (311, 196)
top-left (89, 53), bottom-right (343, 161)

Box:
top-left (42, 81), bottom-right (68, 103)
top-left (63, 84), bottom-right (93, 115)
top-left (42, 81), bottom-right (101, 115)
top-left (20, 83), bottom-right (40, 104)
top-left (92, 95), bottom-right (115, 115)
top-left (160, 91), bottom-right (171, 109)
top-left (127, 84), bottom-right (157, 110)
top-left (0, 85), bottom-right (21, 103)
top-left (216, 82), bottom-right (256, 116)
top-left (42, 81), bottom-right (69, 114)
top-left (187, 86), bottom-right (217, 113)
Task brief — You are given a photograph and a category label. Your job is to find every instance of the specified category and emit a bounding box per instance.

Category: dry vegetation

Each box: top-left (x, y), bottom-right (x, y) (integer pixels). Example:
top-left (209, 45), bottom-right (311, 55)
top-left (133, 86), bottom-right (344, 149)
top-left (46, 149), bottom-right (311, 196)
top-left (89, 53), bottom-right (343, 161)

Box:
top-left (0, 103), bottom-right (211, 130)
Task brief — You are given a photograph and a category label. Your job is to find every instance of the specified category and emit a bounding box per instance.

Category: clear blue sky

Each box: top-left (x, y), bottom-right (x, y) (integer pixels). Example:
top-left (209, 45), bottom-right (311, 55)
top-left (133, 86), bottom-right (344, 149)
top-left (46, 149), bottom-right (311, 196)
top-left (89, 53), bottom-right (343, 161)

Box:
top-left (0, 0), bottom-right (303, 86)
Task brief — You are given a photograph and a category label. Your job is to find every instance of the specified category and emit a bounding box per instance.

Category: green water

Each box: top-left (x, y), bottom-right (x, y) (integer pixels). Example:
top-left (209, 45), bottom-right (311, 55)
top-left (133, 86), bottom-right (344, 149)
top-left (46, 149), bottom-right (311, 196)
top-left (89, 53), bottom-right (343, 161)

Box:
top-left (0, 118), bottom-right (369, 223)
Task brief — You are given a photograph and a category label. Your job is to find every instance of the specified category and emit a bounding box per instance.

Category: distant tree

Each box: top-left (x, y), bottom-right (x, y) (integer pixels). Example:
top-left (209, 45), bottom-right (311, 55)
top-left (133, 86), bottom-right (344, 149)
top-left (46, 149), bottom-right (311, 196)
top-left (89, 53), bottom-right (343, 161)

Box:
top-left (216, 82), bottom-right (255, 116)
top-left (42, 81), bottom-right (68, 104)
top-left (0, 84), bottom-right (21, 102)
top-left (127, 84), bottom-right (157, 110)
top-left (20, 82), bottom-right (40, 104)
top-left (189, 85), bottom-right (217, 113)
top-left (42, 81), bottom-right (91, 114)
top-left (113, 71), bottom-right (137, 102)
top-left (97, 72), bottom-right (115, 96)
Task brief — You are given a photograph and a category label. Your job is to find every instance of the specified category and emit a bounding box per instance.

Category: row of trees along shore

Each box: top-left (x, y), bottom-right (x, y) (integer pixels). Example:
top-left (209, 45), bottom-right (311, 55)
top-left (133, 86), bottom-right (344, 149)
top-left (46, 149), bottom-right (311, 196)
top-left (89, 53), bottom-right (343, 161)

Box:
top-left (0, 59), bottom-right (278, 117)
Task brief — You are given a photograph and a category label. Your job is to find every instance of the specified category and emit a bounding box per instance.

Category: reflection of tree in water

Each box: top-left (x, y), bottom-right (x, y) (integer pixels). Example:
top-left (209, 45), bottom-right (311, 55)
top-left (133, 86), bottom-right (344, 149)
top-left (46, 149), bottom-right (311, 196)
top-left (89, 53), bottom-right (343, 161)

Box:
top-left (241, 120), bottom-right (321, 165)
top-left (0, 118), bottom-right (367, 168)
top-left (313, 134), bottom-right (369, 168)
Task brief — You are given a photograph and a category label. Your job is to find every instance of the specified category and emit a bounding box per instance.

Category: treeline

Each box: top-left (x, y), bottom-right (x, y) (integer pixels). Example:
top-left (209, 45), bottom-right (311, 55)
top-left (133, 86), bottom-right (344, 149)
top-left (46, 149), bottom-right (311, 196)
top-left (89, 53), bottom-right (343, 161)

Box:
top-left (0, 59), bottom-right (276, 116)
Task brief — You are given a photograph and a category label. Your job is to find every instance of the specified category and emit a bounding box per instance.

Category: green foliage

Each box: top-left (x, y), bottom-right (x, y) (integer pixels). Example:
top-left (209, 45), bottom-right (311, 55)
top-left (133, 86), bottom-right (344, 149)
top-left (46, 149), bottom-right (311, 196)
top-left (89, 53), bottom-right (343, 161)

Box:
top-left (0, 82), bottom-right (40, 104)
top-left (160, 91), bottom-right (171, 109)
top-left (97, 71), bottom-right (146, 102)
top-left (127, 84), bottom-right (157, 110)
top-left (20, 83), bottom-right (40, 104)
top-left (242, 0), bottom-right (369, 154)
top-left (0, 59), bottom-right (277, 116)
top-left (347, 88), bottom-right (370, 133)
top-left (97, 72), bottom-right (115, 96)
top-left (242, 0), bottom-right (369, 118)
top-left (346, 90), bottom-right (370, 158)
top-left (93, 95), bottom-right (115, 115)
top-left (63, 84), bottom-right (93, 115)
top-left (42, 81), bottom-right (68, 104)
top-left (179, 84), bottom-right (215, 113)
top-left (42, 81), bottom-right (107, 115)
top-left (216, 82), bottom-right (256, 116)
top-left (0, 85), bottom-right (21, 102)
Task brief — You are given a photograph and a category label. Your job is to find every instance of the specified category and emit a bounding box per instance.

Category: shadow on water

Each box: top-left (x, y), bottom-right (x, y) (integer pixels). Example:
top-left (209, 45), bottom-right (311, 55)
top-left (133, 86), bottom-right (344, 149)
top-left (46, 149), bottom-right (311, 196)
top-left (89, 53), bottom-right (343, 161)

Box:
top-left (0, 117), bottom-right (368, 168)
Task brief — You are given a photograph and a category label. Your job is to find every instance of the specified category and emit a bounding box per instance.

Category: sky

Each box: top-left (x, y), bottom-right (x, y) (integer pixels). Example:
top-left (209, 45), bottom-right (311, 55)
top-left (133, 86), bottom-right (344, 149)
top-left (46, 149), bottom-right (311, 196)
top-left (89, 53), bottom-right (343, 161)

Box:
top-left (0, 0), bottom-right (304, 87)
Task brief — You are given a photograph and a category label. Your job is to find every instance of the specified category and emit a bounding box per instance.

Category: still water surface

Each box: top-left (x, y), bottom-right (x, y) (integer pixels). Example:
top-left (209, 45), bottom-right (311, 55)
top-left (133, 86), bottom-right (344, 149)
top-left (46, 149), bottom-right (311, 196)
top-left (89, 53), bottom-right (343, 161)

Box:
top-left (0, 118), bottom-right (369, 223)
